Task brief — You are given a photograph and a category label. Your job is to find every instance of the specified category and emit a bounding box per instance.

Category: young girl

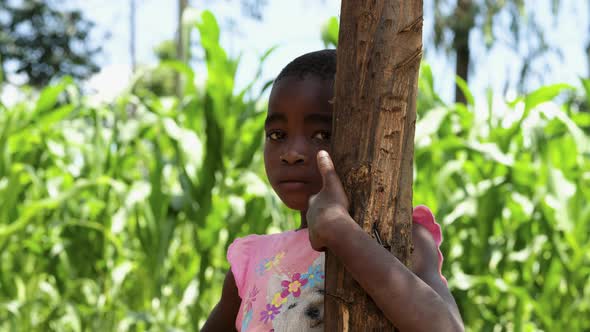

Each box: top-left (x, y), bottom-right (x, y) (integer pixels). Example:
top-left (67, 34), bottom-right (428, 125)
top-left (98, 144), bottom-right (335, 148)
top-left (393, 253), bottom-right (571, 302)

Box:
top-left (202, 50), bottom-right (464, 332)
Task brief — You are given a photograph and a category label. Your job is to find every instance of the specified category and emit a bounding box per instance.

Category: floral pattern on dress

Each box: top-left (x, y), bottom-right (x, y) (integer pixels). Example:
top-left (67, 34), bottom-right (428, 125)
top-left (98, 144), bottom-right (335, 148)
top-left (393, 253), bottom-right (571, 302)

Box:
top-left (271, 293), bottom-right (287, 308)
top-left (241, 309), bottom-right (253, 331)
top-left (241, 286), bottom-right (259, 330)
top-left (255, 251), bottom-right (286, 276)
top-left (301, 264), bottom-right (324, 288)
top-left (260, 303), bottom-right (281, 323)
top-left (244, 286), bottom-right (259, 311)
top-left (258, 258), bottom-right (324, 327)
top-left (280, 273), bottom-right (308, 298)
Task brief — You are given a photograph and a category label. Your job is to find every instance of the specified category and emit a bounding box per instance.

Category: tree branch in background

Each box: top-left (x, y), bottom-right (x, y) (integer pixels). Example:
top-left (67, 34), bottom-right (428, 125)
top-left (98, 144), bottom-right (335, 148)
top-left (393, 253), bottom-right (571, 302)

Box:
top-left (0, 0), bottom-right (101, 88)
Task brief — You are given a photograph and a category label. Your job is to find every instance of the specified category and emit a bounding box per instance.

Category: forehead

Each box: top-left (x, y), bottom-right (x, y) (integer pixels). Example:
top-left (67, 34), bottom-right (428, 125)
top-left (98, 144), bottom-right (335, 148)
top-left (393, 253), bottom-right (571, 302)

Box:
top-left (268, 76), bottom-right (334, 117)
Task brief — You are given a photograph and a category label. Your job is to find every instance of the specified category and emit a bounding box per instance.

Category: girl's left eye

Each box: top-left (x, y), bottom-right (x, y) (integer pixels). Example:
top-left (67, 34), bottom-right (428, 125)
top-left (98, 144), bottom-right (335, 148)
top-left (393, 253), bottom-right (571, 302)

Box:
top-left (313, 131), bottom-right (331, 141)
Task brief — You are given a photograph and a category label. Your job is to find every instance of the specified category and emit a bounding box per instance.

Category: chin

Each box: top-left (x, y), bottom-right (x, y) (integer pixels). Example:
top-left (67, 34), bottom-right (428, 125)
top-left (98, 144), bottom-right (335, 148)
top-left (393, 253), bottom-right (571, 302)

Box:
top-left (280, 195), bottom-right (310, 211)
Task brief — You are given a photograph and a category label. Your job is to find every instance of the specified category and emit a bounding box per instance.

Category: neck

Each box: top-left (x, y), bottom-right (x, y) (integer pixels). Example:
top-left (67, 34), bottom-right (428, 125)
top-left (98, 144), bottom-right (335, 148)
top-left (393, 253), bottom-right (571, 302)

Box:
top-left (298, 210), bottom-right (308, 230)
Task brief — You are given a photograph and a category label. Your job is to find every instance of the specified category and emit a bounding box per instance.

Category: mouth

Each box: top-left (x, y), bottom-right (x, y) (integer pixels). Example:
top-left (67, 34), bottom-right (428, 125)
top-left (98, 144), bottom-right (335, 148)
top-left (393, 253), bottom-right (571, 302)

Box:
top-left (310, 319), bottom-right (323, 328)
top-left (278, 180), bottom-right (309, 191)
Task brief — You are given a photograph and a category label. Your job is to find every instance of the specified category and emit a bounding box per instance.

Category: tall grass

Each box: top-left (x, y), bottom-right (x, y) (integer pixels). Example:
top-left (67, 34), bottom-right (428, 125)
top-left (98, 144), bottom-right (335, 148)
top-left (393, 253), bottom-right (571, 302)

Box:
top-left (0, 11), bottom-right (294, 331)
top-left (415, 68), bottom-right (590, 331)
top-left (0, 10), bottom-right (589, 332)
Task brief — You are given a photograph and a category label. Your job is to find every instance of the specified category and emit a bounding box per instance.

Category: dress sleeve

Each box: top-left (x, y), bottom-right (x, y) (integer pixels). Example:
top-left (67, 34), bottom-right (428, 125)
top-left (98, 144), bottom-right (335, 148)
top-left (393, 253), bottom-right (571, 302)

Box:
top-left (227, 234), bottom-right (257, 298)
top-left (412, 205), bottom-right (447, 284)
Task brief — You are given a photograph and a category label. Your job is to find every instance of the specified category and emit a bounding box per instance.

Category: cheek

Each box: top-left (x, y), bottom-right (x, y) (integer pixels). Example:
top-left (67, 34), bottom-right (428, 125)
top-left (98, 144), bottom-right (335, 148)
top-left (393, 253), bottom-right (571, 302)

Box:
top-left (263, 145), bottom-right (279, 184)
top-left (263, 150), bottom-right (272, 177)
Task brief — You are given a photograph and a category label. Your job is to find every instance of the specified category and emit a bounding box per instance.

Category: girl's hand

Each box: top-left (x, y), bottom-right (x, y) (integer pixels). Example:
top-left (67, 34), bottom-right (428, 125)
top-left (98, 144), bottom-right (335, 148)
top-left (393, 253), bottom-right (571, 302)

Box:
top-left (306, 150), bottom-right (354, 251)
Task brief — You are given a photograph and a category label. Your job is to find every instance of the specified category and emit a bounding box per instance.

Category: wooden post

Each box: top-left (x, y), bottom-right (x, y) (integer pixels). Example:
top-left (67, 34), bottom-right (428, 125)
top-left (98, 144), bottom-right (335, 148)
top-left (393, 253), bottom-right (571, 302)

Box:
top-left (325, 1), bottom-right (423, 330)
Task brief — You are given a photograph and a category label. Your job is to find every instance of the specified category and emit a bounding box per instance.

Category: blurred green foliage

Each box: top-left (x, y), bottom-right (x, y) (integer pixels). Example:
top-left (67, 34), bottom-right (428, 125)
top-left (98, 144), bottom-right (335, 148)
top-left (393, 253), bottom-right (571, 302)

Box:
top-left (1, 9), bottom-right (589, 332)
top-left (132, 40), bottom-right (179, 97)
top-left (416, 65), bottom-right (590, 331)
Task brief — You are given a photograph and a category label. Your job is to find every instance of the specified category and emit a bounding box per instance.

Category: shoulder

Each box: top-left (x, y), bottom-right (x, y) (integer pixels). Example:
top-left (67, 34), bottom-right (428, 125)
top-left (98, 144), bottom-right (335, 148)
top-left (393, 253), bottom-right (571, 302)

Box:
top-left (411, 222), bottom-right (441, 278)
top-left (228, 231), bottom-right (289, 255)
top-left (411, 205), bottom-right (444, 274)
top-left (228, 229), bottom-right (304, 253)
top-left (227, 231), bottom-right (300, 296)
top-left (230, 230), bottom-right (296, 244)
top-left (412, 205), bottom-right (442, 246)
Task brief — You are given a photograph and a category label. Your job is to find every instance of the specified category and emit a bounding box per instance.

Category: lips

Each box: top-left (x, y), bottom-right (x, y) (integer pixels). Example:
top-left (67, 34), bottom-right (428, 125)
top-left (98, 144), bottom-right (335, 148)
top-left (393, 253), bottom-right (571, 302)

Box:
top-left (277, 173), bottom-right (311, 184)
top-left (279, 179), bottom-right (309, 184)
top-left (278, 179), bottom-right (309, 191)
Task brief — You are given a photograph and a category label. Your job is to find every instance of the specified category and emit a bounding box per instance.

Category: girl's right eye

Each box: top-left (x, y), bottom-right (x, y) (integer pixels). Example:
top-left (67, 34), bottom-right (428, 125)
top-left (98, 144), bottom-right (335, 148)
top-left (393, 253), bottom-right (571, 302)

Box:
top-left (266, 131), bottom-right (285, 141)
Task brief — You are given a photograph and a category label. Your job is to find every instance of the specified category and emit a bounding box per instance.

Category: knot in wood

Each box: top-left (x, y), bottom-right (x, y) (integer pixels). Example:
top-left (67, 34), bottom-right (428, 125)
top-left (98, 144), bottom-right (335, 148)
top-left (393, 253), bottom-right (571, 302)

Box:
top-left (380, 94), bottom-right (406, 114)
top-left (344, 163), bottom-right (371, 188)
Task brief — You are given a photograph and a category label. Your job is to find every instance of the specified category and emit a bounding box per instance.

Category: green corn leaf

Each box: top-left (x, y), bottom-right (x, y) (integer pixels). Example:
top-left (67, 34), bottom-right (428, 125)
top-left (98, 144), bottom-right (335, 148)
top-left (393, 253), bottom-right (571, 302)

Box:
top-left (34, 76), bottom-right (74, 115)
top-left (524, 83), bottom-right (573, 113)
top-left (455, 76), bottom-right (475, 106)
top-left (321, 16), bottom-right (339, 47)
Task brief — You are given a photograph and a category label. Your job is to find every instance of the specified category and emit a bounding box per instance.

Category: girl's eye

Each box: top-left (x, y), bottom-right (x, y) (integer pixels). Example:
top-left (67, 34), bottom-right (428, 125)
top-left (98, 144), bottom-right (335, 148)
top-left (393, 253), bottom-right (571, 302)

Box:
top-left (266, 131), bottom-right (285, 141)
top-left (313, 131), bottom-right (331, 141)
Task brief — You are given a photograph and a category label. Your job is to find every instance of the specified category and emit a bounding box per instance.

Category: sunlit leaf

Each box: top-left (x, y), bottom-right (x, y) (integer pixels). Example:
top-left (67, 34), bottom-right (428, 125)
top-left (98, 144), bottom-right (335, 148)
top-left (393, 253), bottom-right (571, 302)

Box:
top-left (34, 76), bottom-right (73, 115)
top-left (455, 76), bottom-right (474, 106)
top-left (525, 83), bottom-right (573, 113)
top-left (321, 16), bottom-right (339, 47)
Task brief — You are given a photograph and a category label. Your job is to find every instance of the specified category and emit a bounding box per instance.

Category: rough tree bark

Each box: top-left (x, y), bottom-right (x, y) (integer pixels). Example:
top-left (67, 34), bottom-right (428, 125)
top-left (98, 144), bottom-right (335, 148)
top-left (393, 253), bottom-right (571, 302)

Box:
top-left (325, 1), bottom-right (423, 331)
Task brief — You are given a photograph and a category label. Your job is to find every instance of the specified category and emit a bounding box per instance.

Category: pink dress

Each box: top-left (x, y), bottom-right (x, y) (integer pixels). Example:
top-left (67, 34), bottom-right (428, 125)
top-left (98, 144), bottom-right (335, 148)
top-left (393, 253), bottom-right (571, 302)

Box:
top-left (227, 205), bottom-right (445, 331)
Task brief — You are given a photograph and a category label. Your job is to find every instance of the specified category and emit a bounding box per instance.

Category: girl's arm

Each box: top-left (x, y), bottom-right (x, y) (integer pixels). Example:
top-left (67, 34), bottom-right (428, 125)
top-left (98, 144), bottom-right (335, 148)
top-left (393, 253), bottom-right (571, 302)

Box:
top-left (200, 270), bottom-right (241, 332)
top-left (319, 210), bottom-right (464, 332)
top-left (307, 151), bottom-right (464, 331)
top-left (411, 222), bottom-right (463, 329)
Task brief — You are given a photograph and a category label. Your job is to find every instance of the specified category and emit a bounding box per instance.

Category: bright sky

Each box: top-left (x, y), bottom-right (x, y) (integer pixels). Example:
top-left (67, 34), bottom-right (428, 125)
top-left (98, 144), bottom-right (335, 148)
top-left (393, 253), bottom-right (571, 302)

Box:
top-left (41, 0), bottom-right (590, 103)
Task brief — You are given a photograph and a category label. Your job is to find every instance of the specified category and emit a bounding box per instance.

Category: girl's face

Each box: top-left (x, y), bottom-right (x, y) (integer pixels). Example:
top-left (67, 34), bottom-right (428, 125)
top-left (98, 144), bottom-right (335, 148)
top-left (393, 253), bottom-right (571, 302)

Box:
top-left (264, 76), bottom-right (334, 211)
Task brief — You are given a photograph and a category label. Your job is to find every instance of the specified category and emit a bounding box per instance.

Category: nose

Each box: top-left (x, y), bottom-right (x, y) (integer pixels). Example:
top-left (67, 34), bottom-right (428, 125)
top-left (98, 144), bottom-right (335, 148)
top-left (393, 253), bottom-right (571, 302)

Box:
top-left (281, 150), bottom-right (306, 165)
top-left (305, 305), bottom-right (321, 320)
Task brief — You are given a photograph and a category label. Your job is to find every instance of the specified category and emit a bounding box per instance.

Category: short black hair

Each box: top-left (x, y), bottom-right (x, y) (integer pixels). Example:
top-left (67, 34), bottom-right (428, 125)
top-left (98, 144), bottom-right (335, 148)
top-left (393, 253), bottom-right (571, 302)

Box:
top-left (275, 49), bottom-right (337, 83)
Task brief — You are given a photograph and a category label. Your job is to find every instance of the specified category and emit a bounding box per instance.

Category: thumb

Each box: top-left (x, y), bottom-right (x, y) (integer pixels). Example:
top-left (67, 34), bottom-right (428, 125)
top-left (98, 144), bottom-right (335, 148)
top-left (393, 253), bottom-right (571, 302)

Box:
top-left (316, 150), bottom-right (338, 189)
top-left (316, 150), bottom-right (349, 210)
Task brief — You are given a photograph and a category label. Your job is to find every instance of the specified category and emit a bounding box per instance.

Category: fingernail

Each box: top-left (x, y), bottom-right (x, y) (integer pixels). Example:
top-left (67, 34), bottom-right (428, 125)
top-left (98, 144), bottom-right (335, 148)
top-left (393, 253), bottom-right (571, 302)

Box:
top-left (318, 150), bottom-right (329, 158)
